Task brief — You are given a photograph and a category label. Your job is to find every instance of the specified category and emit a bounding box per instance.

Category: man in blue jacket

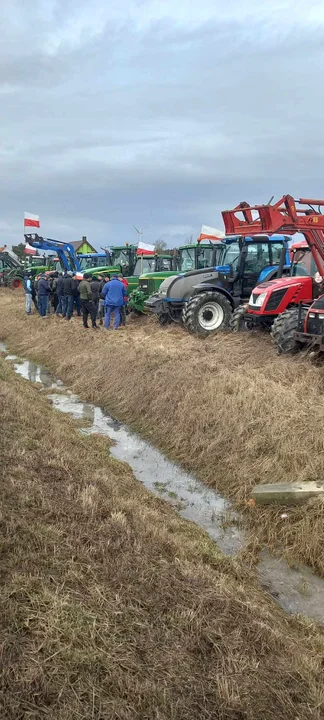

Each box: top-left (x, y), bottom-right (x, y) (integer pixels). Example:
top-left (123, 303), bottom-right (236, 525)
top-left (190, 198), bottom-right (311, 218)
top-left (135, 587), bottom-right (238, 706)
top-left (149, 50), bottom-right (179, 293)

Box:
top-left (101, 274), bottom-right (127, 330)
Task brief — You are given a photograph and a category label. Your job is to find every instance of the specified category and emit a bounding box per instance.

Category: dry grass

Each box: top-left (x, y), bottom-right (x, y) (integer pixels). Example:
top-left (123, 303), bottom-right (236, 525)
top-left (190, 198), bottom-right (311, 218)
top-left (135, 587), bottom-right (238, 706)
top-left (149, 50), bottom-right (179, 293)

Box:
top-left (1, 290), bottom-right (324, 577)
top-left (1, 353), bottom-right (324, 719)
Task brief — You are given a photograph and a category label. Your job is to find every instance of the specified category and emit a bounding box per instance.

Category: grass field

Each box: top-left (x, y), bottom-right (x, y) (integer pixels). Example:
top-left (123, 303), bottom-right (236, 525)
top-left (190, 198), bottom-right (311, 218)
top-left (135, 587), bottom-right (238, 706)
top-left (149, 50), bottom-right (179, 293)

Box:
top-left (1, 289), bottom-right (324, 580)
top-left (2, 350), bottom-right (324, 718)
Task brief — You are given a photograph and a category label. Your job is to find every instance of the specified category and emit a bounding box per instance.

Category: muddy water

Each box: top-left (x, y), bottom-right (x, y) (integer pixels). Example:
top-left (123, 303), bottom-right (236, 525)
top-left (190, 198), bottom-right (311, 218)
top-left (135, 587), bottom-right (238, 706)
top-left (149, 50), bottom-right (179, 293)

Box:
top-left (2, 342), bottom-right (324, 626)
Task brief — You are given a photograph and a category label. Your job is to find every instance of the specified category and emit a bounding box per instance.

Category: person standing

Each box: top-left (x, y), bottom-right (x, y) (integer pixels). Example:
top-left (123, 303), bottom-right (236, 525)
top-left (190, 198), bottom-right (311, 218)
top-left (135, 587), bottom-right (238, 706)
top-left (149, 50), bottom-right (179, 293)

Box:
top-left (37, 273), bottom-right (51, 317)
top-left (55, 272), bottom-right (64, 315)
top-left (98, 274), bottom-right (110, 325)
top-left (102, 273), bottom-right (126, 330)
top-left (62, 271), bottom-right (73, 319)
top-left (71, 273), bottom-right (81, 317)
top-left (118, 273), bottom-right (128, 326)
top-left (90, 275), bottom-right (100, 320)
top-left (79, 273), bottom-right (98, 328)
top-left (23, 272), bottom-right (33, 314)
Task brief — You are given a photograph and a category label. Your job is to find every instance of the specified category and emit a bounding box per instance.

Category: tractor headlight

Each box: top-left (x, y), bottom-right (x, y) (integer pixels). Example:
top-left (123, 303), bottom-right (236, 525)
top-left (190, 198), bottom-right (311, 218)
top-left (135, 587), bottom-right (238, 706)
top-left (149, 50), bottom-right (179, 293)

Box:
top-left (249, 291), bottom-right (267, 307)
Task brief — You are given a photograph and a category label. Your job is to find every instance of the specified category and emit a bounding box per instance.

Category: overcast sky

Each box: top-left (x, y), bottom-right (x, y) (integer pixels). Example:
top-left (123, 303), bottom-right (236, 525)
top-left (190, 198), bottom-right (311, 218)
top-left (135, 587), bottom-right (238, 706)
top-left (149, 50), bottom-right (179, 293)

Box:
top-left (1, 0), bottom-right (324, 249)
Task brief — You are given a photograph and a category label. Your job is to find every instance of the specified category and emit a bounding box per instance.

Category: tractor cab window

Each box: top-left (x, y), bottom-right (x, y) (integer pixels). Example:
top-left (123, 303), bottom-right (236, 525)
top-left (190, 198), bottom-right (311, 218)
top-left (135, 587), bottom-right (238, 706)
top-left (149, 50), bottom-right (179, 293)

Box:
top-left (197, 246), bottom-right (213, 269)
top-left (291, 248), bottom-right (315, 277)
top-left (111, 249), bottom-right (130, 272)
top-left (270, 243), bottom-right (285, 265)
top-left (156, 257), bottom-right (172, 271)
top-left (244, 243), bottom-right (271, 273)
top-left (133, 257), bottom-right (156, 276)
top-left (223, 242), bottom-right (240, 270)
top-left (179, 248), bottom-right (195, 272)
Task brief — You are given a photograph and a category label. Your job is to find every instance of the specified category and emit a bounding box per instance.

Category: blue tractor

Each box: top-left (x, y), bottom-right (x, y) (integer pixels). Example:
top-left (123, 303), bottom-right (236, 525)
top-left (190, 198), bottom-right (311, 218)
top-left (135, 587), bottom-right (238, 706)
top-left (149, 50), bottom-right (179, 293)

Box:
top-left (145, 234), bottom-right (292, 335)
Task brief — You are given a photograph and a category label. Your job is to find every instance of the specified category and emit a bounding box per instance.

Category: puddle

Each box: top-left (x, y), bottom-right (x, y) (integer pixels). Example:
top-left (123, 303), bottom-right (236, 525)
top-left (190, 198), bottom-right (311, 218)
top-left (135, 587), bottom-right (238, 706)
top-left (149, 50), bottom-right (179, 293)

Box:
top-left (48, 392), bottom-right (242, 555)
top-left (2, 340), bottom-right (324, 627)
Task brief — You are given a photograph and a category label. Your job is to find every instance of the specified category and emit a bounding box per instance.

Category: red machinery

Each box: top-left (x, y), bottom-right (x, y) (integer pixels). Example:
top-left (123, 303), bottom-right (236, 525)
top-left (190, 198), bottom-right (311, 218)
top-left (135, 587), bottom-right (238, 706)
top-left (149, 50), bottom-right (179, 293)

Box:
top-left (222, 196), bottom-right (324, 352)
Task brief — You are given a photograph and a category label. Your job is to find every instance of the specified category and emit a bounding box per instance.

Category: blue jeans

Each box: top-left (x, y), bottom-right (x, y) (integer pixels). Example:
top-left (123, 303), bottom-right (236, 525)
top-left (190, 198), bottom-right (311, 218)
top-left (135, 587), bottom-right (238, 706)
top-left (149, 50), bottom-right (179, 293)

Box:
top-left (105, 305), bottom-right (121, 329)
top-left (38, 295), bottom-right (48, 317)
top-left (74, 295), bottom-right (81, 316)
top-left (66, 295), bottom-right (75, 320)
top-left (55, 295), bottom-right (63, 315)
top-left (61, 296), bottom-right (68, 317)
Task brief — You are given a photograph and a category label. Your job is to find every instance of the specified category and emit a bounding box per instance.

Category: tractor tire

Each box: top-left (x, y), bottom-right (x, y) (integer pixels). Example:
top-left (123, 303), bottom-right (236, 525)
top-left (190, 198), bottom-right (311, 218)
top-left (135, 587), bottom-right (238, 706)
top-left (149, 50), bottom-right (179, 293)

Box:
top-left (12, 278), bottom-right (23, 289)
top-left (181, 303), bottom-right (189, 326)
top-left (184, 292), bottom-right (232, 337)
top-left (270, 307), bottom-right (306, 354)
top-left (229, 304), bottom-right (253, 332)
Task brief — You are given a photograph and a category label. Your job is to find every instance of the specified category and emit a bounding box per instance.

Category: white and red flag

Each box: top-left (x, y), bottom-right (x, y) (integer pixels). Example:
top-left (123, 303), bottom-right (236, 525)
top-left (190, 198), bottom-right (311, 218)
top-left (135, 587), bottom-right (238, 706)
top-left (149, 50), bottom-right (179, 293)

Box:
top-left (136, 240), bottom-right (155, 255)
top-left (24, 243), bottom-right (35, 255)
top-left (198, 225), bottom-right (225, 241)
top-left (24, 212), bottom-right (40, 229)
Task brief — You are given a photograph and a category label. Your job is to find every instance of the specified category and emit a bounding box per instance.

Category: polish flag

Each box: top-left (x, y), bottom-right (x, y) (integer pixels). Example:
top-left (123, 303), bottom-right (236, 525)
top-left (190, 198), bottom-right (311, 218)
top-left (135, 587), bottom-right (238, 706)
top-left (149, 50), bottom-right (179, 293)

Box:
top-left (198, 225), bottom-right (225, 241)
top-left (137, 240), bottom-right (155, 255)
top-left (24, 243), bottom-right (35, 255)
top-left (24, 212), bottom-right (40, 229)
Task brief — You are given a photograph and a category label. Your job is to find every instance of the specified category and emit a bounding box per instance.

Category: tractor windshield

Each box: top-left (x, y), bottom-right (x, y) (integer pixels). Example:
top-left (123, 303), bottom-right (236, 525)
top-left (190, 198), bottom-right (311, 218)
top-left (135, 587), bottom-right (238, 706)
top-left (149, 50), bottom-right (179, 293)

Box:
top-left (80, 256), bottom-right (106, 270)
top-left (179, 248), bottom-right (195, 272)
top-left (290, 248), bottom-right (316, 277)
top-left (222, 242), bottom-right (240, 270)
top-left (133, 257), bottom-right (157, 276)
top-left (111, 249), bottom-right (129, 267)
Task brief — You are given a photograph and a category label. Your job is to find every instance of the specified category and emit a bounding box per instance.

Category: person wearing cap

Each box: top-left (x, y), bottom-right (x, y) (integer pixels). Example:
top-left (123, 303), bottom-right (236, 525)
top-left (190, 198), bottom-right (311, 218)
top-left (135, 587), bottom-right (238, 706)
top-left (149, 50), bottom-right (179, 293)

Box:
top-left (62, 270), bottom-right (74, 319)
top-left (101, 273), bottom-right (127, 330)
top-left (37, 273), bottom-right (51, 318)
top-left (78, 273), bottom-right (98, 329)
top-left (23, 271), bottom-right (33, 314)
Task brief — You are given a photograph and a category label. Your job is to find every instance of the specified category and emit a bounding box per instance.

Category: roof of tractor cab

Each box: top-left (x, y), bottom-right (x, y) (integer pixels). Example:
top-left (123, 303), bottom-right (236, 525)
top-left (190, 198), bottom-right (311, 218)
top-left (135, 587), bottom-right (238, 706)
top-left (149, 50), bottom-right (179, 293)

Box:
top-left (224, 233), bottom-right (292, 244)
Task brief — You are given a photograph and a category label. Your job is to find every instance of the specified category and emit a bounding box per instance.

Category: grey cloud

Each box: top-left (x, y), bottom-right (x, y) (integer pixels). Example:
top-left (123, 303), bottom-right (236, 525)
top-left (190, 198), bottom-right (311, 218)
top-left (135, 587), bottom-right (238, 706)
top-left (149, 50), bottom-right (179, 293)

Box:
top-left (1, 1), bottom-right (324, 248)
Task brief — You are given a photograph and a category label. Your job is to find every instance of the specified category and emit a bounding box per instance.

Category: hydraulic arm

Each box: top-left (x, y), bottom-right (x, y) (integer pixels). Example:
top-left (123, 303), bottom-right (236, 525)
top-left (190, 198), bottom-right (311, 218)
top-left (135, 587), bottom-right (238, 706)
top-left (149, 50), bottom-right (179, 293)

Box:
top-left (222, 195), bottom-right (324, 277)
top-left (25, 233), bottom-right (81, 273)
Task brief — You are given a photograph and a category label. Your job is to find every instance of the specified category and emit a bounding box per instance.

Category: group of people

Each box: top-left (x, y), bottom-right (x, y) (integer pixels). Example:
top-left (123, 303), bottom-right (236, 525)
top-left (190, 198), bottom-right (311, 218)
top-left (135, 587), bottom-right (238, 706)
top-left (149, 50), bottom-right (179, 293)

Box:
top-left (24, 270), bottom-right (128, 330)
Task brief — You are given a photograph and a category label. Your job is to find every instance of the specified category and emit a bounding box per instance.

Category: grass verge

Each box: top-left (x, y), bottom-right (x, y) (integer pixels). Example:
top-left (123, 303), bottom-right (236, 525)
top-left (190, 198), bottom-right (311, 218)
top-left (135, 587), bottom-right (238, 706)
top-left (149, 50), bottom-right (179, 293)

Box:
top-left (1, 353), bottom-right (324, 718)
top-left (1, 290), bottom-right (324, 578)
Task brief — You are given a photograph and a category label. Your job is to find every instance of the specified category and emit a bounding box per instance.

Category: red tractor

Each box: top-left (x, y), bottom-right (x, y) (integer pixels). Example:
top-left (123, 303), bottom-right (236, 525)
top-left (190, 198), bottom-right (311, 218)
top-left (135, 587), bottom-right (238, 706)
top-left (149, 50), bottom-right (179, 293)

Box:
top-left (222, 196), bottom-right (324, 353)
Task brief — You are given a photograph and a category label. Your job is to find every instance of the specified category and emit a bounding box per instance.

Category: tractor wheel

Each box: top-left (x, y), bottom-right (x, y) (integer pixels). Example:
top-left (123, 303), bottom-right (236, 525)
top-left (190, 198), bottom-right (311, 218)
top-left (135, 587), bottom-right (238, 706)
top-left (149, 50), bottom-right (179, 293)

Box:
top-left (270, 307), bottom-right (306, 354)
top-left (181, 303), bottom-right (189, 325)
top-left (157, 312), bottom-right (170, 326)
top-left (184, 292), bottom-right (232, 337)
top-left (12, 278), bottom-right (23, 289)
top-left (229, 304), bottom-right (253, 332)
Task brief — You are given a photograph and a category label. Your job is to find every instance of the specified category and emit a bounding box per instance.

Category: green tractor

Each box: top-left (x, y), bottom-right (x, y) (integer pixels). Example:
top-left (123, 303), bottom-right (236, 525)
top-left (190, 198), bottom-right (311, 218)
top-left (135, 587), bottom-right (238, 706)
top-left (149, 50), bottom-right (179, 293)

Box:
top-left (128, 241), bottom-right (223, 314)
top-left (0, 250), bottom-right (25, 288)
top-left (82, 245), bottom-right (174, 296)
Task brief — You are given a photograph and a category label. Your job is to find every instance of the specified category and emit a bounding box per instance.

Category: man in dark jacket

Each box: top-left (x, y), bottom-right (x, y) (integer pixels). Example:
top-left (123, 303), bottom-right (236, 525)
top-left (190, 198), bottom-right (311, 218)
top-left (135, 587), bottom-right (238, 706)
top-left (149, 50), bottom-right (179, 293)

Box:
top-left (51, 272), bottom-right (59, 312)
top-left (37, 274), bottom-right (51, 317)
top-left (98, 274), bottom-right (109, 325)
top-left (55, 273), bottom-right (64, 315)
top-left (90, 275), bottom-right (100, 320)
top-left (62, 271), bottom-right (73, 319)
top-left (79, 273), bottom-right (98, 328)
top-left (71, 273), bottom-right (81, 318)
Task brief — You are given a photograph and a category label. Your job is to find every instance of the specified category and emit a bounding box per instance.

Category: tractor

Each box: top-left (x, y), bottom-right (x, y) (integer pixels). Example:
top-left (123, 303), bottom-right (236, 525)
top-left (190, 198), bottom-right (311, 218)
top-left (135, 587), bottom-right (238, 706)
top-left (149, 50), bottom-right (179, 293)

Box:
top-left (145, 234), bottom-right (291, 335)
top-left (220, 196), bottom-right (324, 355)
top-left (229, 240), bottom-right (312, 332)
top-left (0, 250), bottom-right (24, 288)
top-left (129, 229), bottom-right (225, 315)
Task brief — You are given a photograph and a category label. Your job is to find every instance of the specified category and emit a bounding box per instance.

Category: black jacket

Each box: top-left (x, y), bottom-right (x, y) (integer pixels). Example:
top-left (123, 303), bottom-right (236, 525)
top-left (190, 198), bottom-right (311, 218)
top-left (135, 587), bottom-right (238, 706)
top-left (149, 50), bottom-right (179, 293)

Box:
top-left (38, 278), bottom-right (51, 296)
top-left (90, 278), bottom-right (100, 302)
top-left (56, 276), bottom-right (64, 295)
top-left (71, 278), bottom-right (80, 297)
top-left (62, 275), bottom-right (73, 296)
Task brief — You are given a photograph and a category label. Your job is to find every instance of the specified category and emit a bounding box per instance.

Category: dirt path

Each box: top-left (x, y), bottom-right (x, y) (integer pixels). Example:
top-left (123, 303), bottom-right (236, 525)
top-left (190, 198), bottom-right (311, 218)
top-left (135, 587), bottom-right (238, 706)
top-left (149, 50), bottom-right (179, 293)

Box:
top-left (1, 291), bottom-right (324, 578)
top-left (2, 352), bottom-right (324, 719)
